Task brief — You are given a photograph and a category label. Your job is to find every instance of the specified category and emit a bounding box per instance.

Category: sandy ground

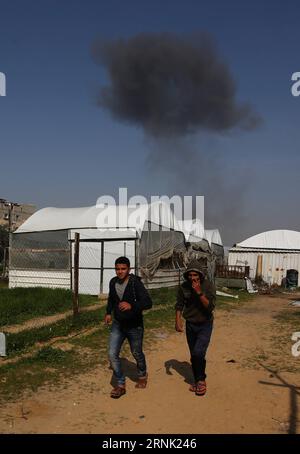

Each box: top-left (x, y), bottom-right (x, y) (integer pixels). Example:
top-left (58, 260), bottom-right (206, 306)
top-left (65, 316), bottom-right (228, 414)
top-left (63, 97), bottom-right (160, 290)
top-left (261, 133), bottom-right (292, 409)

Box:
top-left (1, 293), bottom-right (300, 434)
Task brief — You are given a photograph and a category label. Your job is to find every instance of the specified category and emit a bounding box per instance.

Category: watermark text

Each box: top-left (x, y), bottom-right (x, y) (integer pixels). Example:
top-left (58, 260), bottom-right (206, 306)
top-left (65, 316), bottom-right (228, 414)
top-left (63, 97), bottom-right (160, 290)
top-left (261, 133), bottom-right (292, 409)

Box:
top-left (291, 331), bottom-right (300, 357)
top-left (291, 72), bottom-right (300, 97)
top-left (95, 188), bottom-right (204, 236)
top-left (0, 72), bottom-right (6, 96)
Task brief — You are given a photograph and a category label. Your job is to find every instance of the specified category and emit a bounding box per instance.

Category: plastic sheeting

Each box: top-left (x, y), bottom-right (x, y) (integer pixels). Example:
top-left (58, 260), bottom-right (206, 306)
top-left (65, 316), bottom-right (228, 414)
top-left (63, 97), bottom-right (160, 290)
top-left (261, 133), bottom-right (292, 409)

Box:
top-left (177, 218), bottom-right (205, 242)
top-left (15, 202), bottom-right (182, 236)
top-left (205, 229), bottom-right (223, 246)
top-left (139, 224), bottom-right (187, 278)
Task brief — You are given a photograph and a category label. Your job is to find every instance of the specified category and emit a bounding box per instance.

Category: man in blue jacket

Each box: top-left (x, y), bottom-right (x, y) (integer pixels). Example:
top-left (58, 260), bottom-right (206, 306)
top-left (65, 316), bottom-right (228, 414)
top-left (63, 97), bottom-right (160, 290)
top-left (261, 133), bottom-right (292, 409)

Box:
top-left (104, 256), bottom-right (153, 398)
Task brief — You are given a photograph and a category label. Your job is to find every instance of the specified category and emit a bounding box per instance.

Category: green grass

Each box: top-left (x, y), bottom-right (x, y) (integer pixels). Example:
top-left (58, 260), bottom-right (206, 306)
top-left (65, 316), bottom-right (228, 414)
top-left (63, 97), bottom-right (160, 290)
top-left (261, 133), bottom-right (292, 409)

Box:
top-left (274, 309), bottom-right (300, 327)
top-left (0, 289), bottom-right (178, 403)
top-left (215, 288), bottom-right (254, 311)
top-left (70, 327), bottom-right (110, 350)
top-left (149, 286), bottom-right (177, 304)
top-left (3, 288), bottom-right (176, 357)
top-left (33, 346), bottom-right (73, 364)
top-left (0, 287), bottom-right (98, 327)
top-left (0, 300), bottom-right (178, 403)
top-left (151, 285), bottom-right (254, 312)
top-left (0, 279), bottom-right (8, 289)
top-left (0, 347), bottom-right (85, 402)
top-left (273, 310), bottom-right (300, 370)
top-left (244, 306), bottom-right (300, 374)
top-left (1, 286), bottom-right (253, 357)
top-left (2, 287), bottom-right (176, 358)
top-left (5, 308), bottom-right (105, 356)
top-left (0, 285), bottom-right (254, 357)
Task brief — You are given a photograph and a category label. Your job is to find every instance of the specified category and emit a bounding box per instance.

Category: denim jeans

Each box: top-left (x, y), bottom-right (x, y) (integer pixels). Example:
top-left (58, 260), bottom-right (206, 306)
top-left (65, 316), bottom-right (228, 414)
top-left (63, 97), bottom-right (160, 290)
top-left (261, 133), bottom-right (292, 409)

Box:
top-left (108, 320), bottom-right (146, 386)
top-left (186, 319), bottom-right (213, 382)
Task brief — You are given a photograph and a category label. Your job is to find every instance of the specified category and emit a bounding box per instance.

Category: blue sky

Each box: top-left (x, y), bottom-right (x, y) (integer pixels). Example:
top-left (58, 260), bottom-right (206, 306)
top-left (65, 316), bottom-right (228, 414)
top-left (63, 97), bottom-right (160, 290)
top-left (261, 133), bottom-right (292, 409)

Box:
top-left (1, 0), bottom-right (300, 244)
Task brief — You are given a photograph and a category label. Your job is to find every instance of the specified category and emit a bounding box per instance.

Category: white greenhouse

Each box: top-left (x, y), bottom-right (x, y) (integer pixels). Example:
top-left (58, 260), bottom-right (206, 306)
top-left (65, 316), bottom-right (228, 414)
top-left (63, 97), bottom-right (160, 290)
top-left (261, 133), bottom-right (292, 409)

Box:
top-left (228, 230), bottom-right (300, 286)
top-left (9, 202), bottom-right (224, 294)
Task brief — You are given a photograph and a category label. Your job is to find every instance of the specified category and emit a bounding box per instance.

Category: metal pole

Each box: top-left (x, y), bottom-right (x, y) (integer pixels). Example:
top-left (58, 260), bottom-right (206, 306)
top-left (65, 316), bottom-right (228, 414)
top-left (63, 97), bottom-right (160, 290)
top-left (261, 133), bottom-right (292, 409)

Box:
top-left (7, 233), bottom-right (12, 280)
top-left (8, 204), bottom-right (12, 234)
top-left (134, 237), bottom-right (139, 276)
top-left (72, 232), bottom-right (80, 316)
top-left (69, 238), bottom-right (73, 292)
top-left (100, 240), bottom-right (104, 294)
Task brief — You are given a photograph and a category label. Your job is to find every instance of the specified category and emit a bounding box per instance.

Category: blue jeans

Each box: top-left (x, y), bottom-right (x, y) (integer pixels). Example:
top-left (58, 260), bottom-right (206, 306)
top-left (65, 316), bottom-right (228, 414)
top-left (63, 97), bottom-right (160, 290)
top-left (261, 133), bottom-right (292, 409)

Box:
top-left (108, 320), bottom-right (147, 386)
top-left (186, 319), bottom-right (213, 382)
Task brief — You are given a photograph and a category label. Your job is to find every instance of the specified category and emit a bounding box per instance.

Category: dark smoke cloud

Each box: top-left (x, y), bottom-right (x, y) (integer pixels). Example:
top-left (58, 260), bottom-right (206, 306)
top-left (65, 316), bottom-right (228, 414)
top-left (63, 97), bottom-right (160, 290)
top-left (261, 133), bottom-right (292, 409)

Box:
top-left (145, 136), bottom-right (250, 245)
top-left (92, 32), bottom-right (261, 137)
top-left (92, 32), bottom-right (262, 244)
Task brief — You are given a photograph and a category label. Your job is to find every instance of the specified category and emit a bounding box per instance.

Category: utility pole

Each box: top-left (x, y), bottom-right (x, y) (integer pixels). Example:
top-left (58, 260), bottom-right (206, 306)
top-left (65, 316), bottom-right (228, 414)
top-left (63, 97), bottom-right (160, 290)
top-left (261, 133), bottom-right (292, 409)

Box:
top-left (1, 199), bottom-right (20, 278)
top-left (4, 201), bottom-right (20, 233)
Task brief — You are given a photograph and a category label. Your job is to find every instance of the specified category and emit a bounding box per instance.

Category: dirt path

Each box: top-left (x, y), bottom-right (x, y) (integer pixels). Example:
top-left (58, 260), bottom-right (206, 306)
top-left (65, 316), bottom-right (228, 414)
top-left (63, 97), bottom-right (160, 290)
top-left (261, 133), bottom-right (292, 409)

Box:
top-left (1, 293), bottom-right (300, 434)
top-left (1, 302), bottom-right (105, 334)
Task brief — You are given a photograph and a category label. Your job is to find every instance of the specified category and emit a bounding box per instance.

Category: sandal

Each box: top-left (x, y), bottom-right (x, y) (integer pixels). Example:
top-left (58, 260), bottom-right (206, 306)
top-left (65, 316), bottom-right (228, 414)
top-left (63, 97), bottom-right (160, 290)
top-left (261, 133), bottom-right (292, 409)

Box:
top-left (189, 384), bottom-right (197, 392)
top-left (135, 374), bottom-right (148, 389)
top-left (195, 381), bottom-right (207, 396)
top-left (110, 386), bottom-right (126, 399)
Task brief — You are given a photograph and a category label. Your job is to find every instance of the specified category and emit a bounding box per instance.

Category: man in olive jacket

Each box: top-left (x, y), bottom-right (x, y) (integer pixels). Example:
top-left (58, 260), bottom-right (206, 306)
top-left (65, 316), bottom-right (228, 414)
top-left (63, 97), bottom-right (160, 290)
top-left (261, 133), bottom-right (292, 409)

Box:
top-left (175, 259), bottom-right (216, 396)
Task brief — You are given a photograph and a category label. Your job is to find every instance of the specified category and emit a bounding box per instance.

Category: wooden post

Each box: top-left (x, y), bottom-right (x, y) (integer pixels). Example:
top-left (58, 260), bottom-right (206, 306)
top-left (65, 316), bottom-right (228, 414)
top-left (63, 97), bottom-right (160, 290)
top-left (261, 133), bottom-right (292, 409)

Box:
top-left (255, 255), bottom-right (263, 283)
top-left (72, 232), bottom-right (80, 316)
top-left (100, 240), bottom-right (104, 294)
top-left (245, 266), bottom-right (250, 278)
top-left (2, 247), bottom-right (7, 278)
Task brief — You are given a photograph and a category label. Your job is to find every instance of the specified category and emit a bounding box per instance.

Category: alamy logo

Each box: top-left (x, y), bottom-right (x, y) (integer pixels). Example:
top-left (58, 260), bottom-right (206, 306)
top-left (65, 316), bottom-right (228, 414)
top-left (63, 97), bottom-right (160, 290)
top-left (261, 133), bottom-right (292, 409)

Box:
top-left (96, 187), bottom-right (204, 233)
top-left (0, 333), bottom-right (6, 356)
top-left (291, 332), bottom-right (300, 357)
top-left (0, 72), bottom-right (6, 96)
top-left (291, 72), bottom-right (300, 97)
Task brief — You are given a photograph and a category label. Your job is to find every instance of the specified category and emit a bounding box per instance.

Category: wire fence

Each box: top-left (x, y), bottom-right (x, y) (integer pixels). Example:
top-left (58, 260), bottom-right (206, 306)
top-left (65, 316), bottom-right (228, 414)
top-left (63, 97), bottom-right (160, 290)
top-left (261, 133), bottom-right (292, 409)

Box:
top-left (9, 230), bottom-right (71, 289)
top-left (8, 228), bottom-right (221, 296)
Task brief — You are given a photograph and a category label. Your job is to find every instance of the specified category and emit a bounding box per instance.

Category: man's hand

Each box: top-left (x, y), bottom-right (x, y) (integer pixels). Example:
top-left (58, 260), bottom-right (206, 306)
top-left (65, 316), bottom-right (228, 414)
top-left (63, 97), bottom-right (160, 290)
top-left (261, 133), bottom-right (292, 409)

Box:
top-left (118, 301), bottom-right (132, 311)
top-left (192, 280), bottom-right (209, 306)
top-left (175, 310), bottom-right (184, 332)
top-left (192, 279), bottom-right (202, 295)
top-left (175, 319), bottom-right (184, 333)
top-left (104, 314), bottom-right (112, 325)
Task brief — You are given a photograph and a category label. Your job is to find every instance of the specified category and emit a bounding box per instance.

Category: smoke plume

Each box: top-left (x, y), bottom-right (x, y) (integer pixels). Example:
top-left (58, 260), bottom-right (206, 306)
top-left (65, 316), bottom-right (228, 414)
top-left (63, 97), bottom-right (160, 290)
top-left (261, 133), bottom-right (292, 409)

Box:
top-left (92, 32), bottom-right (262, 244)
top-left (92, 32), bottom-right (261, 137)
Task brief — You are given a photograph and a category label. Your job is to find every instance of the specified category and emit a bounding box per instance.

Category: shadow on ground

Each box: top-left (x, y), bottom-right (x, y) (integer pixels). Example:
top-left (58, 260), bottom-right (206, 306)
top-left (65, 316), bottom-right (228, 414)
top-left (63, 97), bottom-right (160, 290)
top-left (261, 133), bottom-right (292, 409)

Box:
top-left (164, 359), bottom-right (194, 385)
top-left (110, 357), bottom-right (141, 387)
top-left (258, 362), bottom-right (300, 434)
